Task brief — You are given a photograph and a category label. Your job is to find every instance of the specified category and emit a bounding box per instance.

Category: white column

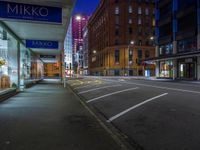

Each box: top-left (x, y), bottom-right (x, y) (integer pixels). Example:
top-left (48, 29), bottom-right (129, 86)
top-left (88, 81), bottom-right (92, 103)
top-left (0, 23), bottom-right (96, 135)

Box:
top-left (156, 61), bottom-right (160, 78)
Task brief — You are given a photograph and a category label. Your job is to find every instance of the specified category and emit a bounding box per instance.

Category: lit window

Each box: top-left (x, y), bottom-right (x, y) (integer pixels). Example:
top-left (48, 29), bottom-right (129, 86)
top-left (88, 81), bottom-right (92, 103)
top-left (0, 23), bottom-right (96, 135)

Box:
top-left (115, 6), bottom-right (120, 15)
top-left (128, 18), bottom-right (132, 24)
top-left (145, 8), bottom-right (149, 15)
top-left (128, 6), bottom-right (133, 13)
top-left (138, 18), bottom-right (142, 25)
top-left (138, 7), bottom-right (142, 14)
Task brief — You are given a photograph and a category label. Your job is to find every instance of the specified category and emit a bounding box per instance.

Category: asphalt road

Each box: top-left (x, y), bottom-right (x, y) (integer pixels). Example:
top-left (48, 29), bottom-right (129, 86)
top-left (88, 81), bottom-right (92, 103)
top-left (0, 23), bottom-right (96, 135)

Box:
top-left (67, 77), bottom-right (200, 150)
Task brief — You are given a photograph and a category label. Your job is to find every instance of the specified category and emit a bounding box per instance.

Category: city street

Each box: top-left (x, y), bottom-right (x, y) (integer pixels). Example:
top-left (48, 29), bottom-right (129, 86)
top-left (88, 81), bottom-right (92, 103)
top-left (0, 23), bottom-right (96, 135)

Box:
top-left (67, 77), bottom-right (200, 150)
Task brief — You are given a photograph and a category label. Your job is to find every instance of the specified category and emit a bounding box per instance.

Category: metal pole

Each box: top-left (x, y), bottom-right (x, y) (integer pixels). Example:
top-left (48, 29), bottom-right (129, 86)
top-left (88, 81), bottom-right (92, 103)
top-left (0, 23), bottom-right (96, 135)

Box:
top-left (128, 45), bottom-right (130, 76)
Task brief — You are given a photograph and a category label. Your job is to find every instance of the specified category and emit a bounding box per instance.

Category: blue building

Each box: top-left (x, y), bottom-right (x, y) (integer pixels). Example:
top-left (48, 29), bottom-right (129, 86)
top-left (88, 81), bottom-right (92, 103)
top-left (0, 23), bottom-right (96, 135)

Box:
top-left (155, 0), bottom-right (200, 80)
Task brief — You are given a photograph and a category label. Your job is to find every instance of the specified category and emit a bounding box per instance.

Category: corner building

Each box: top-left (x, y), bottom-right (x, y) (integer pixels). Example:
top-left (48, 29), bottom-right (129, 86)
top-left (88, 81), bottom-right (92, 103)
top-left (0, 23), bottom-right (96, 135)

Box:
top-left (88, 0), bottom-right (156, 76)
top-left (155, 0), bottom-right (200, 80)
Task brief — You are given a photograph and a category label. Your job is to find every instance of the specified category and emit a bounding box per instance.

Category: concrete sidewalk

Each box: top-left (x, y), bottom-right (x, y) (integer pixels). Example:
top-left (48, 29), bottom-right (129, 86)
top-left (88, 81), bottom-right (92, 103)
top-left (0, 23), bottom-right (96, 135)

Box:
top-left (0, 80), bottom-right (123, 150)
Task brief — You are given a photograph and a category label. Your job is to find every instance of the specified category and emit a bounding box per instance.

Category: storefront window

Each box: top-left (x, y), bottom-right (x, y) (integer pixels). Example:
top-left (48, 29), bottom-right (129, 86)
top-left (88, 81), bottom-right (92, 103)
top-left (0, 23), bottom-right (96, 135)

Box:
top-left (178, 58), bottom-right (196, 79)
top-left (0, 25), bottom-right (43, 91)
top-left (159, 60), bottom-right (173, 78)
top-left (0, 27), bottom-right (18, 90)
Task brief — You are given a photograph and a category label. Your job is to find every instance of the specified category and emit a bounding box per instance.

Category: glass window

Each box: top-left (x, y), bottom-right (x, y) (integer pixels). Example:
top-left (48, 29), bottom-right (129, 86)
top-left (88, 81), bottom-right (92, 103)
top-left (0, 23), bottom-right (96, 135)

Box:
top-left (138, 18), bottom-right (142, 25)
top-left (145, 8), bottom-right (149, 15)
top-left (115, 6), bottom-right (120, 15)
top-left (145, 50), bottom-right (150, 58)
top-left (159, 60), bottom-right (173, 78)
top-left (0, 27), bottom-right (18, 89)
top-left (177, 37), bottom-right (197, 53)
top-left (128, 5), bottom-right (133, 13)
top-left (115, 50), bottom-right (120, 64)
top-left (138, 7), bottom-right (142, 14)
top-left (128, 18), bottom-right (132, 24)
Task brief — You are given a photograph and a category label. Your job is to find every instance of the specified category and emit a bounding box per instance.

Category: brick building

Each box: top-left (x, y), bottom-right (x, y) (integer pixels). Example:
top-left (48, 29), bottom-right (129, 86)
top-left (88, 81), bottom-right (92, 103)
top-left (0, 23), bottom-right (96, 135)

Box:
top-left (88, 0), bottom-right (156, 76)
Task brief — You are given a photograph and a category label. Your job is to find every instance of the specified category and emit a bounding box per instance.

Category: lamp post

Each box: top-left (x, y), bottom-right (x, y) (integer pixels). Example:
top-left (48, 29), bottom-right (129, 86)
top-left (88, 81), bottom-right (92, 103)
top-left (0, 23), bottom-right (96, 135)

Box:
top-left (128, 40), bottom-right (134, 76)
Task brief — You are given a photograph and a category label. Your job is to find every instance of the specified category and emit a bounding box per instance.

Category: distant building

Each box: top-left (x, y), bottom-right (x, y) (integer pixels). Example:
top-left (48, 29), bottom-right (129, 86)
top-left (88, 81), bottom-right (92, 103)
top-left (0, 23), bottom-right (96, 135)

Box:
top-left (88, 0), bottom-right (156, 76)
top-left (155, 0), bottom-right (200, 80)
top-left (82, 25), bottom-right (89, 75)
top-left (72, 14), bottom-right (89, 73)
top-left (64, 18), bottom-right (73, 76)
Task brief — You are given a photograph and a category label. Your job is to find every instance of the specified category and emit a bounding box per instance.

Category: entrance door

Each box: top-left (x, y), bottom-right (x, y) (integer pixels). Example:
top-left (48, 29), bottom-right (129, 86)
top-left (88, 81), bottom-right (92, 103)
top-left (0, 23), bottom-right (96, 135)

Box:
top-left (179, 63), bottom-right (196, 79)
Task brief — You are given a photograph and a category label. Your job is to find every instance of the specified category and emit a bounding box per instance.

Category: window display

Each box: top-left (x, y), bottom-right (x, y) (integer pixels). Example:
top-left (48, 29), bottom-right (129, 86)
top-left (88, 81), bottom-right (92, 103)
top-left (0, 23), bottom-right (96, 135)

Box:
top-left (159, 60), bottom-right (173, 78)
top-left (0, 25), bottom-right (44, 91)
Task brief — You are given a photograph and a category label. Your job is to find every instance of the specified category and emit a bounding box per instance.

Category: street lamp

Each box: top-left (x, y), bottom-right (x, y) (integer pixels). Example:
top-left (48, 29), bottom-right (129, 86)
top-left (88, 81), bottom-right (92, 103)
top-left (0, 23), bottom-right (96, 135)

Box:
top-left (128, 40), bottom-right (134, 76)
top-left (93, 50), bottom-right (97, 54)
top-left (76, 15), bottom-right (82, 21)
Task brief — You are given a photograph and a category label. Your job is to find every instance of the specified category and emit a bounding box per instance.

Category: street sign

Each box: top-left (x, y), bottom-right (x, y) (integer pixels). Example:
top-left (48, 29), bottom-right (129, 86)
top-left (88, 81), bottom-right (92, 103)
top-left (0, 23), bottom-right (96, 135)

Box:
top-left (0, 1), bottom-right (62, 24)
top-left (26, 40), bottom-right (59, 49)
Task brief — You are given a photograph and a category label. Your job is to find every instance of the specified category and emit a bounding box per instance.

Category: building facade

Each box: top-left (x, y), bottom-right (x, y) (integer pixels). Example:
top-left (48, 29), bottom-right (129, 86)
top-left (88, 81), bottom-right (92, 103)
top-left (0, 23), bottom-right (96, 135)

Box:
top-left (82, 25), bottom-right (89, 75)
top-left (88, 0), bottom-right (156, 76)
top-left (64, 18), bottom-right (73, 76)
top-left (155, 0), bottom-right (200, 80)
top-left (72, 15), bottom-right (89, 74)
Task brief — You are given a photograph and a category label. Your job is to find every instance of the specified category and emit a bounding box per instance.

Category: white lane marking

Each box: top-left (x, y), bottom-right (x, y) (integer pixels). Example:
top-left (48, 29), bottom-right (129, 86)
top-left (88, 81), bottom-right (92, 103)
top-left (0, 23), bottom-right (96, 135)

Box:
top-left (107, 93), bottom-right (168, 123)
top-left (86, 87), bottom-right (139, 103)
top-left (78, 85), bottom-right (121, 94)
top-left (102, 79), bottom-right (200, 95)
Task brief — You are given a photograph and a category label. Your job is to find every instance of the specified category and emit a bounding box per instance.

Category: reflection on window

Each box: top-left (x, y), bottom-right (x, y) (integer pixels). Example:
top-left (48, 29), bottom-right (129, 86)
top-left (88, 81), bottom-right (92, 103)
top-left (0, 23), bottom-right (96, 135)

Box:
top-left (159, 60), bottom-right (173, 78)
top-left (177, 37), bottom-right (197, 53)
top-left (159, 44), bottom-right (173, 56)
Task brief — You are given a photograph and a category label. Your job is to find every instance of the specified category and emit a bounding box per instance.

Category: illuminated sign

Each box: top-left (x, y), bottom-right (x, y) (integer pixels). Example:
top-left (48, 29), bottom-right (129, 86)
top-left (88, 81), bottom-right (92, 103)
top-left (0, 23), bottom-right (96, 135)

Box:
top-left (26, 40), bottom-right (59, 49)
top-left (0, 1), bottom-right (62, 23)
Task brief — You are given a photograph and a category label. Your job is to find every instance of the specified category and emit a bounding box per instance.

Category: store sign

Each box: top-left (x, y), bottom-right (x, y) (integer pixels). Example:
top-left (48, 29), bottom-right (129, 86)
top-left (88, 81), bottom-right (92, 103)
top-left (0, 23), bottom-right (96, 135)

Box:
top-left (0, 1), bottom-right (62, 23)
top-left (26, 40), bottom-right (59, 49)
top-left (40, 55), bottom-right (56, 59)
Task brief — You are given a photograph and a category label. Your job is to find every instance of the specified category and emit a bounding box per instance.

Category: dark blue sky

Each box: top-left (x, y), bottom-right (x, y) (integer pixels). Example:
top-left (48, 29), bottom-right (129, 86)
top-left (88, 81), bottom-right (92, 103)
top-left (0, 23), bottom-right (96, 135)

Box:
top-left (73, 0), bottom-right (100, 15)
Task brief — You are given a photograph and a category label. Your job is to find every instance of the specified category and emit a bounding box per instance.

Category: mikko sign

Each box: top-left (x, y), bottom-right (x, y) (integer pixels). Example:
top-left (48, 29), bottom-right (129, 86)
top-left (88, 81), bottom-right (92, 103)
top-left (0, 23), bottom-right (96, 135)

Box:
top-left (26, 40), bottom-right (59, 49)
top-left (0, 1), bottom-right (62, 23)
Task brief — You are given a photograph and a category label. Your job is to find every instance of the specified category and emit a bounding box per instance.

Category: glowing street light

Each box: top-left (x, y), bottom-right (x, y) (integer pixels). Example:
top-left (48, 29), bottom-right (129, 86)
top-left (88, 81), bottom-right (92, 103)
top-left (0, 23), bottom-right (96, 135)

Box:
top-left (150, 36), bottom-right (154, 40)
top-left (76, 15), bottom-right (82, 21)
top-left (127, 40), bottom-right (134, 76)
top-left (93, 50), bottom-right (97, 54)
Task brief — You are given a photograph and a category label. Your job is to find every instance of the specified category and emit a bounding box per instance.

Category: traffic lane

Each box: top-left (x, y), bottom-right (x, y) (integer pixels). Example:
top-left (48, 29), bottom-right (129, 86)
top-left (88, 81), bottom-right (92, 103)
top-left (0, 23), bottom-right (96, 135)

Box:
top-left (111, 90), bottom-right (200, 150)
top-left (90, 87), bottom-right (167, 120)
top-left (78, 84), bottom-right (137, 102)
top-left (73, 81), bottom-right (120, 93)
top-left (102, 78), bottom-right (200, 95)
top-left (125, 78), bottom-right (200, 92)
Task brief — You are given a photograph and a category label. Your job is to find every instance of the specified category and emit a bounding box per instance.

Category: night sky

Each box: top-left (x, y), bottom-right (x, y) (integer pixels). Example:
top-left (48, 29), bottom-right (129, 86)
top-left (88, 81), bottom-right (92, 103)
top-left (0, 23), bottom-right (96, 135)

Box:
top-left (73, 0), bottom-right (100, 15)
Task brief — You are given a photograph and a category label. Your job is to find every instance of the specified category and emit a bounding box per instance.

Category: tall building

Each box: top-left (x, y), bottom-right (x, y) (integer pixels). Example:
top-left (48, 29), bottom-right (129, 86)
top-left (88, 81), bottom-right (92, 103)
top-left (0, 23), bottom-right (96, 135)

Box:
top-left (83, 25), bottom-right (89, 75)
top-left (155, 0), bottom-right (200, 80)
top-left (64, 18), bottom-right (73, 76)
top-left (88, 0), bottom-right (156, 76)
top-left (72, 14), bottom-right (89, 73)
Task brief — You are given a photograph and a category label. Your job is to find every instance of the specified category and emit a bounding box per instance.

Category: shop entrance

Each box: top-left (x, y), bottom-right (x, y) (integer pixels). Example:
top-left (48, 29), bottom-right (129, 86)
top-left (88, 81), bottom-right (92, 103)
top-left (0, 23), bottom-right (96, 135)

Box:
top-left (178, 58), bottom-right (196, 79)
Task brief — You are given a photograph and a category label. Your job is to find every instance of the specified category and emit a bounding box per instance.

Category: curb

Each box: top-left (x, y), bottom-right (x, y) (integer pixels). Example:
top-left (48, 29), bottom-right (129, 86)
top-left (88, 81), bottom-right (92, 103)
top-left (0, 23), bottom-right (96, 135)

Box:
top-left (66, 82), bottom-right (140, 150)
